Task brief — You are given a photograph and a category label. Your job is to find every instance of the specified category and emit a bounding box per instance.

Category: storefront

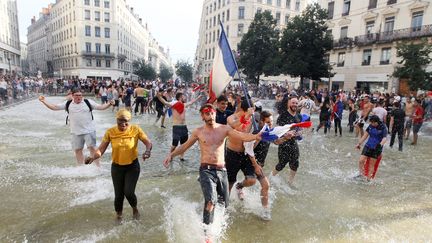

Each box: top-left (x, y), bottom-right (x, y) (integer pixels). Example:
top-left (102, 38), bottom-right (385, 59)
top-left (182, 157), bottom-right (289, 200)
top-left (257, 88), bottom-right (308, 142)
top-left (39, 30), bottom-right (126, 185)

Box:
top-left (356, 74), bottom-right (389, 93)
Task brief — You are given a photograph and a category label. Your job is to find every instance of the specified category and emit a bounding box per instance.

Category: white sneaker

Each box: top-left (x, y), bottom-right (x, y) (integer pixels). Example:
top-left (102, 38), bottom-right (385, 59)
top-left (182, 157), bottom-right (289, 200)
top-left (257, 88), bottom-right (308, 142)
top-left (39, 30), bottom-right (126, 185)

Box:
top-left (262, 208), bottom-right (272, 221)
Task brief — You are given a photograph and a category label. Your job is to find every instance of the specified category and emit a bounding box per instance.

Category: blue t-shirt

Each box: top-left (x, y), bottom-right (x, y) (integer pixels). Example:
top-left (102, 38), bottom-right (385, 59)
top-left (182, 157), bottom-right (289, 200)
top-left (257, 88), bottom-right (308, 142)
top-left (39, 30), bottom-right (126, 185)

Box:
top-left (365, 123), bottom-right (388, 149)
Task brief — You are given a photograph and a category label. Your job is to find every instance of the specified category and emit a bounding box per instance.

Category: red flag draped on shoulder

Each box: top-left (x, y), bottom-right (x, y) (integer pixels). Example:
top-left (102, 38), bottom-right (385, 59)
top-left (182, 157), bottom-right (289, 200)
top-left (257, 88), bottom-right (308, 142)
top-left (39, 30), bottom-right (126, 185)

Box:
top-left (207, 23), bottom-right (238, 104)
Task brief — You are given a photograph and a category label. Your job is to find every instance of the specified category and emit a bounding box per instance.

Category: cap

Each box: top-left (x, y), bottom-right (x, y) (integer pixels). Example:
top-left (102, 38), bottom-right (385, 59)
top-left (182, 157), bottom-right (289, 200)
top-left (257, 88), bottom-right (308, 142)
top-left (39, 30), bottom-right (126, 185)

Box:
top-left (369, 115), bottom-right (380, 123)
top-left (255, 101), bottom-right (263, 108)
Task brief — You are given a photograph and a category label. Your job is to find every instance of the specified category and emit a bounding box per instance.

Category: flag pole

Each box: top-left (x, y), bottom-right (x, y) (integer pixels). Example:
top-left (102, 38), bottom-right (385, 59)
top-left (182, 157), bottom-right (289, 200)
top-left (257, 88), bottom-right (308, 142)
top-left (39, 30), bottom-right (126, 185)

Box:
top-left (219, 21), bottom-right (258, 131)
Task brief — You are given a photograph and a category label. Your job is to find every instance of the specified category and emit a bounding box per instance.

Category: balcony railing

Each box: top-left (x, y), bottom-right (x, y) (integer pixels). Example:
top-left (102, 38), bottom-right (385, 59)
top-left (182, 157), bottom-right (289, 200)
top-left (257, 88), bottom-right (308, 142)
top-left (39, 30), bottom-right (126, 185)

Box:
top-left (81, 51), bottom-right (115, 59)
top-left (333, 37), bottom-right (353, 49)
top-left (387, 0), bottom-right (396, 5)
top-left (380, 60), bottom-right (390, 65)
top-left (336, 24), bottom-right (432, 49)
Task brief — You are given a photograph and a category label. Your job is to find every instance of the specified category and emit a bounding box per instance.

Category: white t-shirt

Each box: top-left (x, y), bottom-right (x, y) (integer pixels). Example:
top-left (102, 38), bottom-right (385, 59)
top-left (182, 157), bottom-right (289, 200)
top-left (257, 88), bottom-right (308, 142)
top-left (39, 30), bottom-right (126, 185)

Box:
top-left (0, 80), bottom-right (7, 90)
top-left (56, 99), bottom-right (99, 135)
top-left (298, 98), bottom-right (316, 116)
top-left (372, 107), bottom-right (387, 122)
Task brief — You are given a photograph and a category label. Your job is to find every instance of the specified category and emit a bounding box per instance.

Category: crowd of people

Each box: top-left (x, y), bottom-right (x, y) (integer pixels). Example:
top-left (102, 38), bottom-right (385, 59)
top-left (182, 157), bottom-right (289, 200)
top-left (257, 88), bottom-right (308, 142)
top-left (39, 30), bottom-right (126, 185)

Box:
top-left (9, 74), bottom-right (429, 237)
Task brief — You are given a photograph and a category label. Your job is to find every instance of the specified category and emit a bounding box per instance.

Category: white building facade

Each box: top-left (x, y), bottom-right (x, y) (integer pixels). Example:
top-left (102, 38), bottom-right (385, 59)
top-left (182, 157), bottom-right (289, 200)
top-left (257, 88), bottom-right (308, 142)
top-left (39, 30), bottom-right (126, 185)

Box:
top-left (0, 0), bottom-right (21, 75)
top-left (319, 0), bottom-right (432, 93)
top-left (195, 0), bottom-right (308, 85)
top-left (27, 0), bottom-right (173, 80)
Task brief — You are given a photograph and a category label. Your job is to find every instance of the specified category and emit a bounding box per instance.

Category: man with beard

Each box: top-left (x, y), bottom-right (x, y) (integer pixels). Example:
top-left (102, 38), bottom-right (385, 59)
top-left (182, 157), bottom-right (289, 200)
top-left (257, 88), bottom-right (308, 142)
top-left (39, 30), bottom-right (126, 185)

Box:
top-left (157, 92), bottom-right (201, 161)
top-left (163, 104), bottom-right (260, 228)
top-left (271, 95), bottom-right (302, 187)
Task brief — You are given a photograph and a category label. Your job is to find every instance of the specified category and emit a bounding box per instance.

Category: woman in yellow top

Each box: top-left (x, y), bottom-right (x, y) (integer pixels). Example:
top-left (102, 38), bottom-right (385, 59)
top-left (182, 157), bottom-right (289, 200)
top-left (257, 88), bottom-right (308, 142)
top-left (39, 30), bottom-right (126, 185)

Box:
top-left (86, 109), bottom-right (152, 222)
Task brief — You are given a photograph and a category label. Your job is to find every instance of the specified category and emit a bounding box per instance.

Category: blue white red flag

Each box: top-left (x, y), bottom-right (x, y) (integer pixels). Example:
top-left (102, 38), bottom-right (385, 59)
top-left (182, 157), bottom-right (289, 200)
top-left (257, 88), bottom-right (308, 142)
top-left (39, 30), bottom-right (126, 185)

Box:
top-left (208, 23), bottom-right (237, 103)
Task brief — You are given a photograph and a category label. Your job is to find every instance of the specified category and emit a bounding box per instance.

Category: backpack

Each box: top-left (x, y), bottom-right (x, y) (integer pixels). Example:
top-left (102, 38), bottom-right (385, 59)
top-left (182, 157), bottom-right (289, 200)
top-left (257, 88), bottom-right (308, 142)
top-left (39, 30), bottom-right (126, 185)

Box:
top-left (65, 99), bottom-right (93, 124)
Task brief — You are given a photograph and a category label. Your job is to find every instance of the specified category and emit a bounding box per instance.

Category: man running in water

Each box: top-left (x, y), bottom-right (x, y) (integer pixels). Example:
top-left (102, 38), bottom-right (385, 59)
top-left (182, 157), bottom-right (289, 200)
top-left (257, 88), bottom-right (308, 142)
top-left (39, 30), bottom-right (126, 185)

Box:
top-left (404, 97), bottom-right (415, 140)
top-left (157, 92), bottom-right (201, 161)
top-left (163, 104), bottom-right (260, 227)
top-left (298, 92), bottom-right (318, 120)
top-left (226, 98), bottom-right (257, 199)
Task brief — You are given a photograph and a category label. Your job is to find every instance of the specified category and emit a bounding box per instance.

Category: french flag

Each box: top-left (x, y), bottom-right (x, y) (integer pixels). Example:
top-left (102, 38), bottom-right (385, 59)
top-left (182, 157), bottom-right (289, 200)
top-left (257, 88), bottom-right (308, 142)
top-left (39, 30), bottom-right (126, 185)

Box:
top-left (207, 22), bottom-right (237, 103)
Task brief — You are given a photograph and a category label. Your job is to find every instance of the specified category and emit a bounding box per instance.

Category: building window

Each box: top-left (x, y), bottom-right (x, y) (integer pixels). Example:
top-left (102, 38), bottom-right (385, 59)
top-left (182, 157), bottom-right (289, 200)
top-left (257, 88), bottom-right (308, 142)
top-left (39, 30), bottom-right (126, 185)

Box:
top-left (257, 8), bottom-right (262, 14)
top-left (227, 9), bottom-right (230, 21)
top-left (104, 12), bottom-right (110, 22)
top-left (104, 27), bottom-right (110, 38)
top-left (96, 59), bottom-right (101, 67)
top-left (380, 48), bottom-right (391, 64)
top-left (286, 0), bottom-right (291, 9)
top-left (387, 0), bottom-right (396, 5)
top-left (222, 12), bottom-right (225, 22)
top-left (95, 11), bottom-right (100, 21)
top-left (85, 42), bottom-right (91, 52)
top-left (105, 44), bottom-right (110, 53)
top-left (85, 25), bottom-right (91, 36)
top-left (384, 16), bottom-right (395, 34)
top-left (276, 0), bottom-right (281, 7)
top-left (340, 26), bottom-right (348, 39)
top-left (295, 0), bottom-right (300, 10)
top-left (275, 12), bottom-right (281, 25)
top-left (84, 0), bottom-right (90, 5)
top-left (238, 23), bottom-right (244, 36)
top-left (86, 59), bottom-right (92, 66)
top-left (238, 6), bottom-right (245, 19)
top-left (95, 27), bottom-right (101, 37)
top-left (85, 10), bottom-right (90, 20)
top-left (285, 14), bottom-right (290, 24)
top-left (213, 16), bottom-right (216, 26)
top-left (94, 0), bottom-right (100, 7)
top-left (365, 21), bottom-right (374, 35)
top-left (104, 1), bottom-right (110, 8)
top-left (327, 1), bottom-right (334, 19)
top-left (205, 49), bottom-right (208, 60)
top-left (342, 0), bottom-right (350, 16)
top-left (337, 52), bottom-right (345, 67)
top-left (267, 0), bottom-right (272, 5)
top-left (257, 0), bottom-right (262, 3)
top-left (95, 43), bottom-right (101, 53)
top-left (362, 49), bottom-right (372, 65)
top-left (226, 25), bottom-right (229, 37)
top-left (106, 60), bottom-right (111, 67)
top-left (213, 31), bottom-right (216, 42)
top-left (368, 0), bottom-right (377, 9)
top-left (411, 11), bottom-right (423, 32)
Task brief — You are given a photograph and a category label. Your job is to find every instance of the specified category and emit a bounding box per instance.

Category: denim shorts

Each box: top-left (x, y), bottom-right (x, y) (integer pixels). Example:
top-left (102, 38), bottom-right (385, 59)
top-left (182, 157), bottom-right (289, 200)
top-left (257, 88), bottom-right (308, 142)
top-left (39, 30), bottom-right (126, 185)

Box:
top-left (71, 131), bottom-right (96, 150)
top-left (199, 167), bottom-right (229, 208)
top-left (413, 123), bottom-right (422, 134)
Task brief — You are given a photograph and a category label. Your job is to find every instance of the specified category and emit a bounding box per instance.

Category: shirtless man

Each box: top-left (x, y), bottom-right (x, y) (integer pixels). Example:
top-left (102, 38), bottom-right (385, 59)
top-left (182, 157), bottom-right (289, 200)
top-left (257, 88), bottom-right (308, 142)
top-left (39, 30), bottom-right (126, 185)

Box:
top-left (356, 95), bottom-right (374, 137)
top-left (157, 92), bottom-right (201, 160)
top-left (226, 98), bottom-right (257, 199)
top-left (163, 104), bottom-right (260, 226)
top-left (133, 84), bottom-right (147, 115)
top-left (404, 97), bottom-right (415, 140)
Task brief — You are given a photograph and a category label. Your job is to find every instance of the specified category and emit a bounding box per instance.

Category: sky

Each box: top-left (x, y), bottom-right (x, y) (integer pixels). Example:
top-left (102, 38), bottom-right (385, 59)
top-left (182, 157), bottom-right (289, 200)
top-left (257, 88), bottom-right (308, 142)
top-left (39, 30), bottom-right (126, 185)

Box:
top-left (17, 0), bottom-right (204, 63)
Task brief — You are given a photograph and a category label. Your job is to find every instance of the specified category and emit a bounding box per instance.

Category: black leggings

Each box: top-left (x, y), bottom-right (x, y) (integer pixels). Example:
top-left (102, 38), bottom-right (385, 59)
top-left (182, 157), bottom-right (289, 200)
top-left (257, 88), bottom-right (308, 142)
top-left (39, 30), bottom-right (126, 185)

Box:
top-left (334, 117), bottom-right (342, 135)
top-left (111, 159), bottom-right (140, 213)
top-left (390, 125), bottom-right (404, 151)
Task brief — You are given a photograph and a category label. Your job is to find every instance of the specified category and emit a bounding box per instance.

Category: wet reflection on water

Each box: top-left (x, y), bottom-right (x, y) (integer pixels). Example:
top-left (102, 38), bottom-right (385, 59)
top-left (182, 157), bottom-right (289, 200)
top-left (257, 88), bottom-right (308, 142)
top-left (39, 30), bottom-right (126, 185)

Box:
top-left (0, 98), bottom-right (431, 242)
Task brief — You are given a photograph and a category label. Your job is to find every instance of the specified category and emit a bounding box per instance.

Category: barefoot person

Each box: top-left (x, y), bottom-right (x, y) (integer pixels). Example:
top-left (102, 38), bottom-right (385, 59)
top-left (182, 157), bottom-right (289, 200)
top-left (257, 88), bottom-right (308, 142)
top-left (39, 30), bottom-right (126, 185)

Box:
top-left (85, 109), bottom-right (153, 222)
top-left (39, 88), bottom-right (113, 166)
top-left (163, 104), bottom-right (260, 226)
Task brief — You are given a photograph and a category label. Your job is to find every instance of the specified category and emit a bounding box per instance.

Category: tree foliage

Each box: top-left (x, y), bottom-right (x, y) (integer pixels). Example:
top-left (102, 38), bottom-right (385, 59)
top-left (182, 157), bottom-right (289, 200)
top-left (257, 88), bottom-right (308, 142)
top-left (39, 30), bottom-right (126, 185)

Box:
top-left (132, 58), bottom-right (157, 80)
top-left (237, 11), bottom-right (281, 85)
top-left (159, 64), bottom-right (174, 82)
top-left (280, 3), bottom-right (333, 84)
top-left (393, 40), bottom-right (432, 91)
top-left (175, 60), bottom-right (193, 83)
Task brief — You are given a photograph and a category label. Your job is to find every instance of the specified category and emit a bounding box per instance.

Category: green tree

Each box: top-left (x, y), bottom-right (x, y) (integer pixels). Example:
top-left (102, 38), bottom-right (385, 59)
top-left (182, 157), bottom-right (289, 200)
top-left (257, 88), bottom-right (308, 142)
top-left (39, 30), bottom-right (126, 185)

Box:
top-left (280, 3), bottom-right (333, 87)
top-left (393, 40), bottom-right (432, 91)
top-left (237, 11), bottom-right (281, 85)
top-left (159, 64), bottom-right (174, 82)
top-left (132, 58), bottom-right (157, 80)
top-left (175, 60), bottom-right (193, 83)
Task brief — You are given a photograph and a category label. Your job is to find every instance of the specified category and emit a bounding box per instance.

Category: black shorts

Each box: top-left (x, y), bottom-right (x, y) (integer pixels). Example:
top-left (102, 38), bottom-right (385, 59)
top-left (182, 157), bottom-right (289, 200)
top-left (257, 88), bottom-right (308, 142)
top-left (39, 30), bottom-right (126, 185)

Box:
top-left (225, 148), bottom-right (256, 184)
top-left (156, 107), bottom-right (164, 118)
top-left (114, 99), bottom-right (120, 107)
top-left (124, 99), bottom-right (131, 107)
top-left (361, 145), bottom-right (382, 159)
top-left (172, 125), bottom-right (188, 146)
top-left (199, 166), bottom-right (229, 208)
top-left (276, 143), bottom-right (300, 172)
top-left (413, 123), bottom-right (422, 134)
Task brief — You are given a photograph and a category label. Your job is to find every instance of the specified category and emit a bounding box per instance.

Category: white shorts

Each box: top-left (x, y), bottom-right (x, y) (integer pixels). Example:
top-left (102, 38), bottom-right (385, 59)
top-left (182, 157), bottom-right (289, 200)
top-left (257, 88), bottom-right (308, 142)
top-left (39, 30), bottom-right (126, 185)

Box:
top-left (71, 132), bottom-right (96, 150)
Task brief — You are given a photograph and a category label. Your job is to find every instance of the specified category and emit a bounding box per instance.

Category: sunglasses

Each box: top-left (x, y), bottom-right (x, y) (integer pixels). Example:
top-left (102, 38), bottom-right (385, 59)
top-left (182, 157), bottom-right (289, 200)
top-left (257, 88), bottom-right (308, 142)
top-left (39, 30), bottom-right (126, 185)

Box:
top-left (117, 118), bottom-right (129, 124)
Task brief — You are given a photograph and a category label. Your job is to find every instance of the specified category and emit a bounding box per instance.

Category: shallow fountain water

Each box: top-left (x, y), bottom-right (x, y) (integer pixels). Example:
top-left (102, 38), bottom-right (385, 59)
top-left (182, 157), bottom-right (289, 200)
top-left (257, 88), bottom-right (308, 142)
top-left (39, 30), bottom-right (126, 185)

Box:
top-left (0, 97), bottom-right (431, 242)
